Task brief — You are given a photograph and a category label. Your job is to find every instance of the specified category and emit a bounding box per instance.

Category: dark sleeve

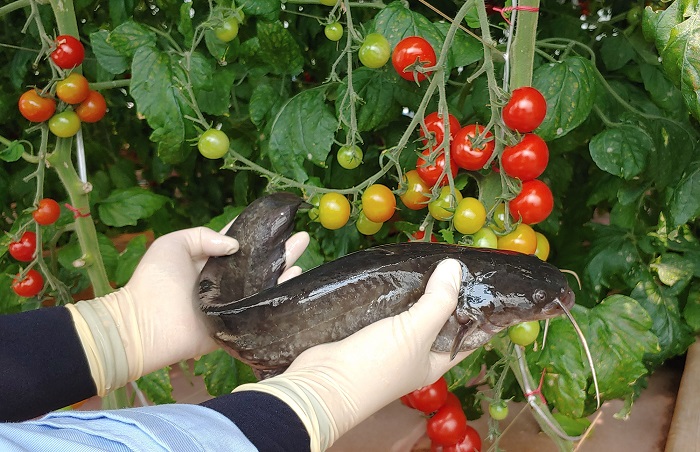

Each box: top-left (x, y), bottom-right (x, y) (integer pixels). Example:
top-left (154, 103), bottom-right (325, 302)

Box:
top-left (201, 391), bottom-right (311, 452)
top-left (0, 306), bottom-right (96, 422)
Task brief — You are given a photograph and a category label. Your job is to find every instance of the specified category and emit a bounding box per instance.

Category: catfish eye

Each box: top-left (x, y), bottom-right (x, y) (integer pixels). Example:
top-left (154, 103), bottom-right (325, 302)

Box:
top-left (533, 289), bottom-right (547, 303)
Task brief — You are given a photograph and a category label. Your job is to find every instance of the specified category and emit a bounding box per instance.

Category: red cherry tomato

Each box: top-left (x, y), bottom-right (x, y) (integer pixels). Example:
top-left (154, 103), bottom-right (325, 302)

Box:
top-left (501, 134), bottom-right (549, 181)
top-left (392, 36), bottom-right (437, 82)
top-left (50, 35), bottom-right (85, 69)
top-left (400, 394), bottom-right (415, 409)
top-left (9, 231), bottom-right (38, 262)
top-left (55, 73), bottom-right (90, 104)
top-left (12, 269), bottom-right (44, 298)
top-left (443, 392), bottom-right (462, 410)
top-left (426, 404), bottom-right (468, 447)
top-left (75, 91), bottom-right (107, 123)
top-left (502, 86), bottom-right (547, 133)
top-left (509, 179), bottom-right (554, 225)
top-left (420, 112), bottom-right (461, 152)
top-left (451, 124), bottom-right (495, 171)
top-left (416, 149), bottom-right (459, 187)
top-left (18, 90), bottom-right (57, 123)
top-left (411, 230), bottom-right (438, 242)
top-left (406, 377), bottom-right (448, 414)
top-left (442, 425), bottom-right (482, 451)
top-left (32, 198), bottom-right (61, 225)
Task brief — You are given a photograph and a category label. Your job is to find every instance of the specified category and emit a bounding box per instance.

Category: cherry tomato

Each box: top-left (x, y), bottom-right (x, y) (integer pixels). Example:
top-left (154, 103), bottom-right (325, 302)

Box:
top-left (50, 35), bottom-right (85, 69)
top-left (429, 186), bottom-right (463, 221)
top-left (9, 231), bottom-right (37, 262)
top-left (75, 90), bottom-right (107, 123)
top-left (469, 227), bottom-right (498, 249)
top-left (416, 149), bottom-right (459, 187)
top-left (358, 33), bottom-right (391, 69)
top-left (400, 394), bottom-right (415, 409)
top-left (198, 129), bottom-right (230, 159)
top-left (337, 144), bottom-right (363, 169)
top-left (400, 170), bottom-right (431, 210)
top-left (12, 269), bottom-right (44, 298)
top-left (18, 90), bottom-right (56, 123)
top-left (453, 197), bottom-right (486, 235)
top-left (509, 179), bottom-right (554, 225)
top-left (55, 73), bottom-right (90, 104)
top-left (392, 36), bottom-right (437, 82)
top-left (362, 184), bottom-right (396, 223)
top-left (490, 203), bottom-right (509, 233)
top-left (489, 402), bottom-right (509, 421)
top-left (502, 86), bottom-right (547, 133)
top-left (501, 134), bottom-right (549, 182)
top-left (497, 223), bottom-right (537, 254)
top-left (33, 198), bottom-right (61, 225)
top-left (426, 404), bottom-right (468, 447)
top-left (411, 230), bottom-right (438, 242)
top-left (441, 425), bottom-right (482, 452)
top-left (534, 232), bottom-right (550, 261)
top-left (48, 111), bottom-right (81, 138)
top-left (355, 211), bottom-right (383, 235)
top-left (508, 320), bottom-right (541, 346)
top-left (451, 124), bottom-right (495, 171)
top-left (443, 392), bottom-right (462, 410)
top-left (406, 377), bottom-right (448, 414)
top-left (215, 16), bottom-right (239, 42)
top-left (324, 22), bottom-right (344, 42)
top-left (318, 193), bottom-right (351, 230)
top-left (420, 112), bottom-right (461, 152)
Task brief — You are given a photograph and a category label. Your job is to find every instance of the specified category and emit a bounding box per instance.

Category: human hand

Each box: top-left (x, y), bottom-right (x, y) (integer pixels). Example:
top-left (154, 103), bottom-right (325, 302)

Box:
top-left (232, 259), bottom-right (469, 451)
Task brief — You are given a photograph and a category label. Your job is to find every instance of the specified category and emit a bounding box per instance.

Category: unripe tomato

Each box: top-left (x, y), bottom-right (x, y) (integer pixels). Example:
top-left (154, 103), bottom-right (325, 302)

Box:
top-left (198, 129), bottom-right (230, 159)
top-left (420, 112), bottom-right (461, 152)
top-left (215, 16), bottom-right (240, 42)
top-left (50, 35), bottom-right (85, 69)
top-left (497, 223), bottom-right (537, 254)
top-left (355, 211), bottom-right (383, 235)
top-left (502, 86), bottom-right (547, 133)
top-left (490, 203), bottom-right (509, 233)
top-left (489, 402), bottom-right (509, 421)
top-left (56, 73), bottom-right (90, 104)
top-left (324, 22), bottom-right (344, 42)
top-left (429, 186), bottom-right (463, 221)
top-left (502, 134), bottom-right (549, 182)
top-left (534, 231), bottom-right (550, 260)
top-left (416, 149), bottom-right (459, 187)
top-left (391, 36), bottom-right (437, 82)
top-left (75, 91), bottom-right (107, 123)
top-left (509, 179), bottom-right (554, 225)
top-left (400, 170), bottom-right (431, 210)
top-left (12, 269), bottom-right (44, 298)
top-left (9, 231), bottom-right (38, 262)
top-left (453, 197), bottom-right (486, 235)
top-left (33, 198), bottom-right (61, 225)
top-left (469, 227), bottom-right (498, 249)
top-left (508, 320), bottom-right (541, 346)
top-left (48, 111), bottom-right (81, 138)
top-left (318, 193), bottom-right (351, 230)
top-left (358, 33), bottom-right (391, 68)
top-left (451, 124), bottom-right (495, 171)
top-left (18, 90), bottom-right (56, 122)
top-left (362, 184), bottom-right (396, 223)
top-left (336, 144), bottom-right (363, 169)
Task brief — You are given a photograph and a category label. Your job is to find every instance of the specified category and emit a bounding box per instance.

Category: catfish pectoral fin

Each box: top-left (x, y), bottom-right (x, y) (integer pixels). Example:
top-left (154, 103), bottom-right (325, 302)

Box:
top-left (450, 320), bottom-right (478, 361)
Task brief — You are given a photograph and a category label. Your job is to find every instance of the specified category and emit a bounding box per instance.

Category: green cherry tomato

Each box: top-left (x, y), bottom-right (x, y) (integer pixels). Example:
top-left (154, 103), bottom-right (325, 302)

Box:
top-left (453, 197), bottom-right (487, 235)
top-left (324, 22), bottom-right (344, 42)
top-left (356, 211), bottom-right (383, 235)
top-left (428, 186), bottom-right (463, 221)
top-left (508, 320), bottom-right (541, 346)
top-left (215, 17), bottom-right (240, 42)
top-left (470, 227), bottom-right (498, 249)
top-left (489, 402), bottom-right (509, 421)
top-left (358, 33), bottom-right (391, 69)
top-left (48, 111), bottom-right (81, 137)
top-left (198, 129), bottom-right (230, 159)
top-left (337, 144), bottom-right (362, 169)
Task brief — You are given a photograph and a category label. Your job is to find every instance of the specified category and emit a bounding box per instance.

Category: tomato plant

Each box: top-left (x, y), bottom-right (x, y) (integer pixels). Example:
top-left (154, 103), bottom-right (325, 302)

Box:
top-left (501, 86), bottom-right (547, 133)
top-left (392, 36), bottom-right (437, 82)
top-left (451, 124), bottom-right (495, 171)
top-left (361, 184), bottom-right (395, 223)
top-left (48, 111), bottom-right (81, 138)
top-left (336, 144), bottom-right (363, 169)
top-left (358, 33), bottom-right (390, 68)
top-left (50, 35), bottom-right (85, 69)
top-left (508, 321), bottom-right (541, 346)
top-left (420, 112), bottom-right (461, 151)
top-left (18, 90), bottom-right (56, 123)
top-left (509, 179), bottom-right (554, 225)
top-left (416, 149), bottom-right (459, 187)
top-left (429, 186), bottom-right (462, 221)
top-left (197, 129), bottom-right (230, 159)
top-left (75, 91), bottom-right (107, 123)
top-left (324, 22), bottom-right (343, 42)
top-left (12, 269), bottom-right (44, 298)
top-left (214, 17), bottom-right (239, 42)
top-left (55, 73), bottom-right (90, 105)
top-left (9, 231), bottom-right (37, 262)
top-left (501, 134), bottom-right (549, 181)
top-left (32, 198), bottom-right (61, 226)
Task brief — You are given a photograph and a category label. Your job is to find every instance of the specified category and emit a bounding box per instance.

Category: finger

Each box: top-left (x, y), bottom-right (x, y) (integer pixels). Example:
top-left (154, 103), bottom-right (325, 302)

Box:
top-left (278, 266), bottom-right (302, 284)
top-left (406, 259), bottom-right (462, 344)
top-left (284, 232), bottom-right (310, 270)
top-left (187, 227), bottom-right (239, 259)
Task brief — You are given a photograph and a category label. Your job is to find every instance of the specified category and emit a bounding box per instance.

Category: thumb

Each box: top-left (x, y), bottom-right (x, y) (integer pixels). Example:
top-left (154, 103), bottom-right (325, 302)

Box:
top-left (183, 227), bottom-right (239, 259)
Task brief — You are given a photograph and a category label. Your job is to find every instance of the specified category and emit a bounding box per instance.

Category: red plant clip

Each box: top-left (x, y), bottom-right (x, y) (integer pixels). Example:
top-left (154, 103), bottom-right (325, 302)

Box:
top-left (64, 203), bottom-right (91, 219)
top-left (492, 6), bottom-right (540, 24)
top-left (524, 368), bottom-right (548, 404)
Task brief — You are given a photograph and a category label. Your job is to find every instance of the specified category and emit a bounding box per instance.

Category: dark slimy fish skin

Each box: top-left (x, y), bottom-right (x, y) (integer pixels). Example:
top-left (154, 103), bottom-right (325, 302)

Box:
top-left (197, 193), bottom-right (575, 378)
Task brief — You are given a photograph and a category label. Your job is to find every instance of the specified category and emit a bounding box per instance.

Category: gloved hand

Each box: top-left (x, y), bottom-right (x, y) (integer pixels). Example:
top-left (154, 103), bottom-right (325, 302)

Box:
top-left (66, 226), bottom-right (309, 396)
top-left (232, 259), bottom-right (469, 452)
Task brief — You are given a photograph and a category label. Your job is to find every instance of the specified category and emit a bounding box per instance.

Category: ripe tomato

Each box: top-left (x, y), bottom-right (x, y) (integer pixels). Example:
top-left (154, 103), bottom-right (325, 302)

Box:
top-left (215, 16), bottom-right (239, 42)
top-left (406, 377), bottom-right (448, 414)
top-left (400, 394), bottom-right (415, 408)
top-left (392, 36), bottom-right (437, 82)
top-left (509, 179), bottom-right (554, 225)
top-left (56, 73), bottom-right (90, 104)
top-left (75, 90), bottom-right (107, 123)
top-left (508, 320), bottom-right (541, 346)
top-left (453, 197), bottom-right (486, 235)
top-left (442, 392), bottom-right (462, 410)
top-left (48, 111), bottom-right (81, 138)
top-left (451, 124), bottom-right (495, 171)
top-left (441, 425), bottom-right (482, 452)
top-left (355, 211), bottom-right (383, 235)
top-left (358, 33), bottom-right (391, 68)
top-left (337, 144), bottom-right (363, 169)
top-left (426, 404), bottom-right (468, 447)
top-left (420, 112), bottom-right (461, 152)
top-left (469, 227), bottom-right (498, 249)
top-left (33, 198), bottom-right (61, 225)
top-left (411, 230), bottom-right (438, 242)
top-left (362, 184), bottom-right (396, 223)
top-left (502, 86), bottom-right (547, 133)
top-left (501, 134), bottom-right (549, 181)
top-left (534, 232), bottom-right (550, 261)
top-left (429, 186), bottom-right (463, 221)
top-left (18, 90), bottom-right (56, 123)
top-left (489, 402), bottom-right (509, 421)
top-left (497, 223), bottom-right (537, 254)
top-left (198, 129), bottom-right (230, 159)
top-left (50, 35), bottom-right (85, 69)
top-left (400, 170), bottom-right (431, 210)
top-left (12, 269), bottom-right (44, 298)
top-left (324, 22), bottom-right (344, 42)
top-left (9, 231), bottom-right (38, 262)
top-left (416, 149), bottom-right (459, 187)
top-left (318, 193), bottom-right (351, 230)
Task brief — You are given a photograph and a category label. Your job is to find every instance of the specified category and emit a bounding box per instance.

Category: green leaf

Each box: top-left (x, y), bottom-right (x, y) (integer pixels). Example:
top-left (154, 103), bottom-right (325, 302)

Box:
top-left (178, 2), bottom-right (194, 46)
top-left (204, 29), bottom-right (239, 62)
top-left (90, 30), bottom-right (129, 75)
top-left (639, 64), bottom-right (686, 117)
top-left (659, 11), bottom-right (700, 121)
top-left (642, 1), bottom-right (680, 50)
top-left (239, 0), bottom-right (281, 20)
top-left (195, 349), bottom-right (257, 396)
top-left (58, 234), bottom-right (120, 282)
top-left (0, 141), bottom-right (23, 162)
top-left (107, 20), bottom-right (157, 57)
top-left (137, 367), bottom-right (175, 404)
top-left (650, 253), bottom-right (696, 294)
top-left (336, 67), bottom-right (398, 132)
top-left (434, 22), bottom-right (483, 68)
top-left (109, 0), bottom-right (134, 26)
top-left (97, 187), bottom-right (170, 227)
top-left (249, 81), bottom-right (289, 128)
top-left (444, 347), bottom-right (485, 390)
top-left (256, 21), bottom-right (304, 76)
top-left (584, 224), bottom-right (640, 291)
top-left (532, 56), bottom-right (597, 141)
top-left (115, 234), bottom-right (148, 286)
top-left (552, 413), bottom-right (592, 437)
top-left (683, 282), bottom-right (700, 333)
top-left (647, 119), bottom-right (695, 190)
top-left (268, 88), bottom-right (338, 181)
top-left (600, 34), bottom-right (636, 71)
top-left (589, 124), bottom-right (652, 179)
top-left (665, 161), bottom-right (700, 227)
top-left (0, 269), bottom-right (23, 314)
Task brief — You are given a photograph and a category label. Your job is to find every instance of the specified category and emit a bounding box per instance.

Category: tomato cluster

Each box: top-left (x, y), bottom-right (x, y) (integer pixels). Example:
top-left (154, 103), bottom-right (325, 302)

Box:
top-left (400, 377), bottom-right (482, 451)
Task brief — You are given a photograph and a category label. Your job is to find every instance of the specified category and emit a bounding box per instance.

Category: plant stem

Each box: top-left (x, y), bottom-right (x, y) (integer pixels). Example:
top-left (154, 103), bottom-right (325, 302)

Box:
top-left (508, 0), bottom-right (540, 89)
top-left (89, 79), bottom-right (132, 91)
top-left (48, 0), bottom-right (79, 38)
top-left (0, 0), bottom-right (37, 18)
